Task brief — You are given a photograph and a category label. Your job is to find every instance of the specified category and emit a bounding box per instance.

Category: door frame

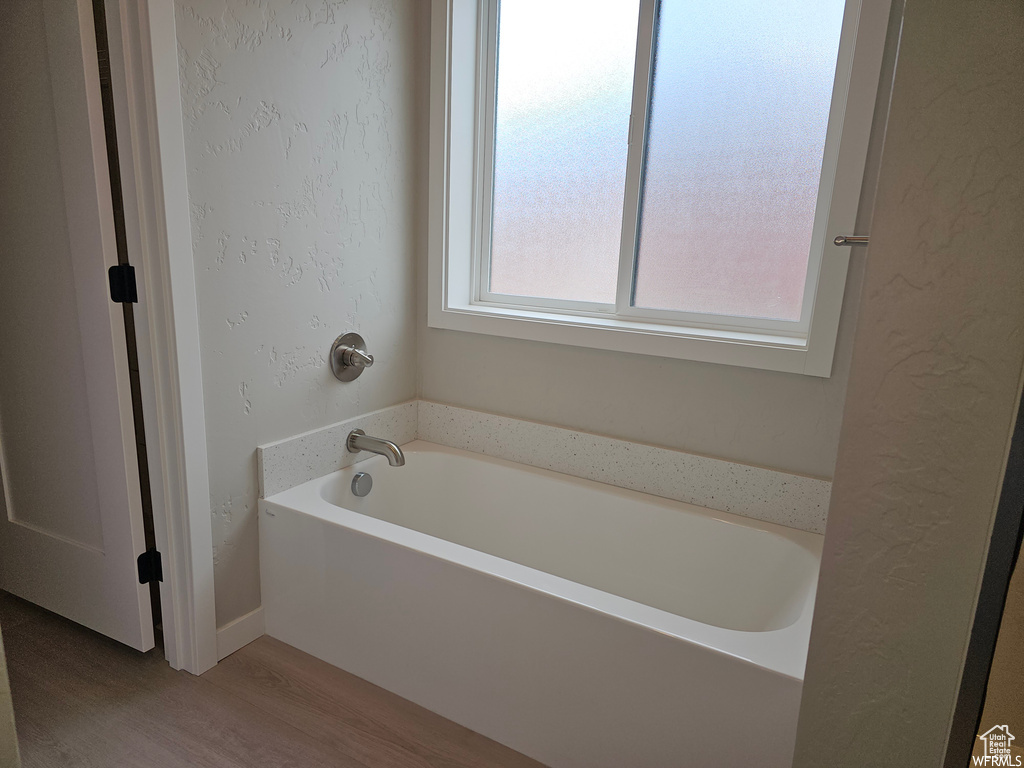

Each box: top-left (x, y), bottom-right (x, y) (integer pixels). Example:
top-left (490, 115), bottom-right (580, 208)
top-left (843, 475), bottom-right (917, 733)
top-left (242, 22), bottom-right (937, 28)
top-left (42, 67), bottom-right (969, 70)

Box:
top-left (943, 379), bottom-right (1024, 766)
top-left (101, 0), bottom-right (217, 675)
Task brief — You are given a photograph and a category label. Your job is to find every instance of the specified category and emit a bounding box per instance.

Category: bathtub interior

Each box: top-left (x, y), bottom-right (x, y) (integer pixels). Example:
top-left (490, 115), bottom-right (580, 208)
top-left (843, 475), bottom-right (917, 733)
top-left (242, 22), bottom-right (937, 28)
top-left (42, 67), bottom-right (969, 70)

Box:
top-left (316, 441), bottom-right (820, 634)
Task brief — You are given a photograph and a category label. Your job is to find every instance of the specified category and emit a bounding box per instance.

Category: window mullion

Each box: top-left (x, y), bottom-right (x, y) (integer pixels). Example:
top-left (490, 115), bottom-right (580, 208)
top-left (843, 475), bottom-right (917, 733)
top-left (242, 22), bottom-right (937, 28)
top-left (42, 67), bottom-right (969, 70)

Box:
top-left (614, 0), bottom-right (659, 316)
top-left (473, 0), bottom-right (501, 304)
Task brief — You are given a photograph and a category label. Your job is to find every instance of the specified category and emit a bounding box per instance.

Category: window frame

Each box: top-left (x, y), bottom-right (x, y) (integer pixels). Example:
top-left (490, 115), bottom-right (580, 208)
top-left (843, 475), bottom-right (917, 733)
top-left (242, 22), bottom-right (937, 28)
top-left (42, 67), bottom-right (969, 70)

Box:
top-left (428, 0), bottom-right (892, 376)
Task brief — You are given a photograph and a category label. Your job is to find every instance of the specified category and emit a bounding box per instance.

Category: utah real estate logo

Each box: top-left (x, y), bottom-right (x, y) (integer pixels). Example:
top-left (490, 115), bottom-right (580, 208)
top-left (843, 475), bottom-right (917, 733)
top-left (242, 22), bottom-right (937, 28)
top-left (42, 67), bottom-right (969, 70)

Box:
top-left (976, 725), bottom-right (1022, 766)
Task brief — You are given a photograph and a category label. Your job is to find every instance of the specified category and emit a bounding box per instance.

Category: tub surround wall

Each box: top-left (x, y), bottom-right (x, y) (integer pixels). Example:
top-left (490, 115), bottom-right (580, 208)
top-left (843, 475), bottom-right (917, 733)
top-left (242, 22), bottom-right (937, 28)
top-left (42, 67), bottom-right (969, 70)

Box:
top-left (258, 400), bottom-right (832, 533)
top-left (174, 0), bottom-right (424, 627)
top-left (418, 402), bottom-right (831, 532)
top-left (258, 401), bottom-right (418, 498)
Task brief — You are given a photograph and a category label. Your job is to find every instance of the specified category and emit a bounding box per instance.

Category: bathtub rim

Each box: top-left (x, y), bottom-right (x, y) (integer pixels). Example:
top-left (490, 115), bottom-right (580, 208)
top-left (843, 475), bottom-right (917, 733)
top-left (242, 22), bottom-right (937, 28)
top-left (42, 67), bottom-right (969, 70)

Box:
top-left (262, 439), bottom-right (822, 681)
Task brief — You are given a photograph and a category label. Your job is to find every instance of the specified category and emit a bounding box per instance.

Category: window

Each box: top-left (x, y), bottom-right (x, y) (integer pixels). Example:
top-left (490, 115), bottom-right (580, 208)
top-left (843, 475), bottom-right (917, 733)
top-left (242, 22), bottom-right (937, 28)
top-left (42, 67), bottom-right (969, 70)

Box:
top-left (429, 0), bottom-right (890, 376)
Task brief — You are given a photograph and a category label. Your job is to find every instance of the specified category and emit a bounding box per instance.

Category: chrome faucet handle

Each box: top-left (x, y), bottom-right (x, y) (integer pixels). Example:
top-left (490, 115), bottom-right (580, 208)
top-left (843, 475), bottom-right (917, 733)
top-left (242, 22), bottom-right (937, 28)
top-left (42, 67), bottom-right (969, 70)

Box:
top-left (330, 332), bottom-right (373, 381)
top-left (341, 347), bottom-right (374, 368)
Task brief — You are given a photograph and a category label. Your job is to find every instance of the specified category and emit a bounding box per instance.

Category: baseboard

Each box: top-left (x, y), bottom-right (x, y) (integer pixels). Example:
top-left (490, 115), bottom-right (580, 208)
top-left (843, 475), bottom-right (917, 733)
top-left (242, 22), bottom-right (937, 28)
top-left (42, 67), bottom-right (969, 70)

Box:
top-left (215, 606), bottom-right (265, 661)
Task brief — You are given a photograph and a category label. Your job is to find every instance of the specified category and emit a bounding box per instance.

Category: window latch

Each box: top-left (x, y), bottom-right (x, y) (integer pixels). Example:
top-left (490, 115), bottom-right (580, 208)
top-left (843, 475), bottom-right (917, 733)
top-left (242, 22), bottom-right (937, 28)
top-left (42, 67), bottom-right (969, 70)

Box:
top-left (833, 235), bottom-right (870, 247)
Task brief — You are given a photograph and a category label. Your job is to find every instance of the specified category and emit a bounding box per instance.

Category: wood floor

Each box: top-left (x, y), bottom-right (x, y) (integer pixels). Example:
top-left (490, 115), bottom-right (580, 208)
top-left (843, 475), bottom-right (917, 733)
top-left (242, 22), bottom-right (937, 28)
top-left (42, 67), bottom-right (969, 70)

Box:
top-left (0, 592), bottom-right (545, 768)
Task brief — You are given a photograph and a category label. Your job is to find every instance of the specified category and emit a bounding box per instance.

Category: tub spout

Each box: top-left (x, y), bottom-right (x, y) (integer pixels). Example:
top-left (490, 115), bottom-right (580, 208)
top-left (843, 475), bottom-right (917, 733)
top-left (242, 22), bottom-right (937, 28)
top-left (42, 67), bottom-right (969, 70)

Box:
top-left (346, 429), bottom-right (405, 466)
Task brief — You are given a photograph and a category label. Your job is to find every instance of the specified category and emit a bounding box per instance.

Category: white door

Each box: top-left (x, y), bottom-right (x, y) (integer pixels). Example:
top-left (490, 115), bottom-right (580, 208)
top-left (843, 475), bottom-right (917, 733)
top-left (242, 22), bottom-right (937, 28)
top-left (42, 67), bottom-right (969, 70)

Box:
top-left (0, 0), bottom-right (154, 651)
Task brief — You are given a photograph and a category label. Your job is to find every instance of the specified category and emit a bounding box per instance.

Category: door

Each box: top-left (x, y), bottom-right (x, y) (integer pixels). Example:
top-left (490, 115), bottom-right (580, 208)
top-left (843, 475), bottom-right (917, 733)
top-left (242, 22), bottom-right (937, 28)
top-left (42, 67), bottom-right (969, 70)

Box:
top-left (0, 0), bottom-right (154, 651)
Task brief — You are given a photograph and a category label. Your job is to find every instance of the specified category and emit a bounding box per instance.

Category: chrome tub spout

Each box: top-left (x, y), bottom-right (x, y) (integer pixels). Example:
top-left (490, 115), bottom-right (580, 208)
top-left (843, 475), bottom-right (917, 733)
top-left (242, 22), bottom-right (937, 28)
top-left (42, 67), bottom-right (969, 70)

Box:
top-left (346, 429), bottom-right (405, 466)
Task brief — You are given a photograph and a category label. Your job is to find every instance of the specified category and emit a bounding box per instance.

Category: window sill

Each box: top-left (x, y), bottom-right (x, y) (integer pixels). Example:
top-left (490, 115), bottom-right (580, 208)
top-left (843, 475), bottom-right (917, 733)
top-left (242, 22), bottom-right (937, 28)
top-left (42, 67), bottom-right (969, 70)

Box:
top-left (428, 301), bottom-right (835, 376)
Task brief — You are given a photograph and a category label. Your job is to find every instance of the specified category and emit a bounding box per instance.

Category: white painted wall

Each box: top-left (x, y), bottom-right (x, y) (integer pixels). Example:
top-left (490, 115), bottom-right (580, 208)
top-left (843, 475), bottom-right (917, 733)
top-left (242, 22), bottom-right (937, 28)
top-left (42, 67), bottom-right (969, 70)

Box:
top-left (793, 0), bottom-right (1024, 762)
top-left (174, 0), bottom-right (424, 626)
top-left (418, 320), bottom-right (857, 479)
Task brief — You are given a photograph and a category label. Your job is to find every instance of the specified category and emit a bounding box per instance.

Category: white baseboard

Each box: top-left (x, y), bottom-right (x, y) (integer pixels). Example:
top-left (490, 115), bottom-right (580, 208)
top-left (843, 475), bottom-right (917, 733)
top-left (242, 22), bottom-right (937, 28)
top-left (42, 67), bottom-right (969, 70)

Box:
top-left (215, 606), bottom-right (265, 661)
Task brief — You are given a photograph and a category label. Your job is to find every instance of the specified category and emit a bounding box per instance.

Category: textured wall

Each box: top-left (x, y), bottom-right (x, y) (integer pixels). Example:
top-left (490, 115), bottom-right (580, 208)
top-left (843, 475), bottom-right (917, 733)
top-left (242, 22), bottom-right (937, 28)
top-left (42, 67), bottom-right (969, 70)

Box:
top-left (175, 0), bottom-right (423, 626)
top-left (793, 0), bottom-right (1024, 763)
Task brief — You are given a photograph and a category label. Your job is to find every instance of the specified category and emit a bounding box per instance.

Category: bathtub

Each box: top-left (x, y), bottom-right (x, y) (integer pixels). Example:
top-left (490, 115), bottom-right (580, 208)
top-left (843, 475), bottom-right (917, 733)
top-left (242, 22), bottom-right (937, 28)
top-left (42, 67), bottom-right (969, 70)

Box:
top-left (259, 440), bottom-right (822, 768)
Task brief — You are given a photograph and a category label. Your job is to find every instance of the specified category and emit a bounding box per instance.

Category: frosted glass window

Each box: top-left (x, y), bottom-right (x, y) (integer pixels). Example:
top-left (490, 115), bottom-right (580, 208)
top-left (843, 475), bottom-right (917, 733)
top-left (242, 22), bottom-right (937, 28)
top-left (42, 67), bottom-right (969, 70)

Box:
top-left (633, 0), bottom-right (845, 321)
top-left (488, 0), bottom-right (639, 305)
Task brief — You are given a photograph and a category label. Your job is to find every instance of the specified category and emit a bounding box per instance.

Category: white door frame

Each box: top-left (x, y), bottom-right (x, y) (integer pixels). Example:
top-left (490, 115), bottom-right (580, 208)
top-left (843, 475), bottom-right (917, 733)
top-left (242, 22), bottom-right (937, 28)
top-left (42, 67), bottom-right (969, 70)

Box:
top-left (102, 0), bottom-right (218, 675)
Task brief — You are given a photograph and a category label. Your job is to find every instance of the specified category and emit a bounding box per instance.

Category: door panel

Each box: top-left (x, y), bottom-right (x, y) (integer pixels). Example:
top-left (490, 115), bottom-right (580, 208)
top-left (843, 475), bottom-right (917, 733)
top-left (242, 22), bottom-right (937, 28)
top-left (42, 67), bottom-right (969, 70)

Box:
top-left (0, 0), bottom-right (105, 549)
top-left (0, 0), bottom-right (154, 652)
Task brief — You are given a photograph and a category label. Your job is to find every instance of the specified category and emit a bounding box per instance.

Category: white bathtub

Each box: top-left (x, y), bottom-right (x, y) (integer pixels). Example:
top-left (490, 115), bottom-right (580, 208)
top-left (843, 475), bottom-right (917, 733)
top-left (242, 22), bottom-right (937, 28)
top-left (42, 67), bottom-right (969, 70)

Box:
top-left (259, 441), bottom-right (822, 768)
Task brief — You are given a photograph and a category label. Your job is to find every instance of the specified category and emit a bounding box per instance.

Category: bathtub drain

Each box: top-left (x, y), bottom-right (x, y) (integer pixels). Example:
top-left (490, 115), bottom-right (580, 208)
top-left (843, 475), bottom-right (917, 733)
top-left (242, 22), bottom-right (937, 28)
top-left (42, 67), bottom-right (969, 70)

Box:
top-left (351, 471), bottom-right (373, 497)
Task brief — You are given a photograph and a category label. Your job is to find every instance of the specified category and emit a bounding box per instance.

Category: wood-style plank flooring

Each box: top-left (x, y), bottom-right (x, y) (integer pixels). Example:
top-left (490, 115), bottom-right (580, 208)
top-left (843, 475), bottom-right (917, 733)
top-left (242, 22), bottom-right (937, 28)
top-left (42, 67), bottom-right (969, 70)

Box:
top-left (0, 592), bottom-right (545, 768)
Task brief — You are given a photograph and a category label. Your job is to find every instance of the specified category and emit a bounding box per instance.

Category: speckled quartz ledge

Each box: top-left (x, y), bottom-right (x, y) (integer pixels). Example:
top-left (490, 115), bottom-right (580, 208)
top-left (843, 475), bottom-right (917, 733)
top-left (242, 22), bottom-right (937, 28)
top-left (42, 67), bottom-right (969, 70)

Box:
top-left (259, 399), bottom-right (832, 533)
top-left (417, 401), bottom-right (831, 534)
top-left (258, 401), bottom-right (417, 498)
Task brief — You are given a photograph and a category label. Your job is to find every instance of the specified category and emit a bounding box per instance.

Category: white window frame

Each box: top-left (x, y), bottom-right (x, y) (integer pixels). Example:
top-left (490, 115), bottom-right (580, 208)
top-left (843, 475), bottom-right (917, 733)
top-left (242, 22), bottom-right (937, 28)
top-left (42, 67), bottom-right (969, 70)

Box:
top-left (428, 0), bottom-right (891, 376)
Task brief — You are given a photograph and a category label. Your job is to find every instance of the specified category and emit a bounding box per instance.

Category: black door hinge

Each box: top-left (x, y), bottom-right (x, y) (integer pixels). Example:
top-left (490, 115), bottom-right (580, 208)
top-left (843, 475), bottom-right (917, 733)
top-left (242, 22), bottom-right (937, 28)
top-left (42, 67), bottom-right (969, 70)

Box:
top-left (137, 548), bottom-right (163, 584)
top-left (108, 264), bottom-right (138, 303)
